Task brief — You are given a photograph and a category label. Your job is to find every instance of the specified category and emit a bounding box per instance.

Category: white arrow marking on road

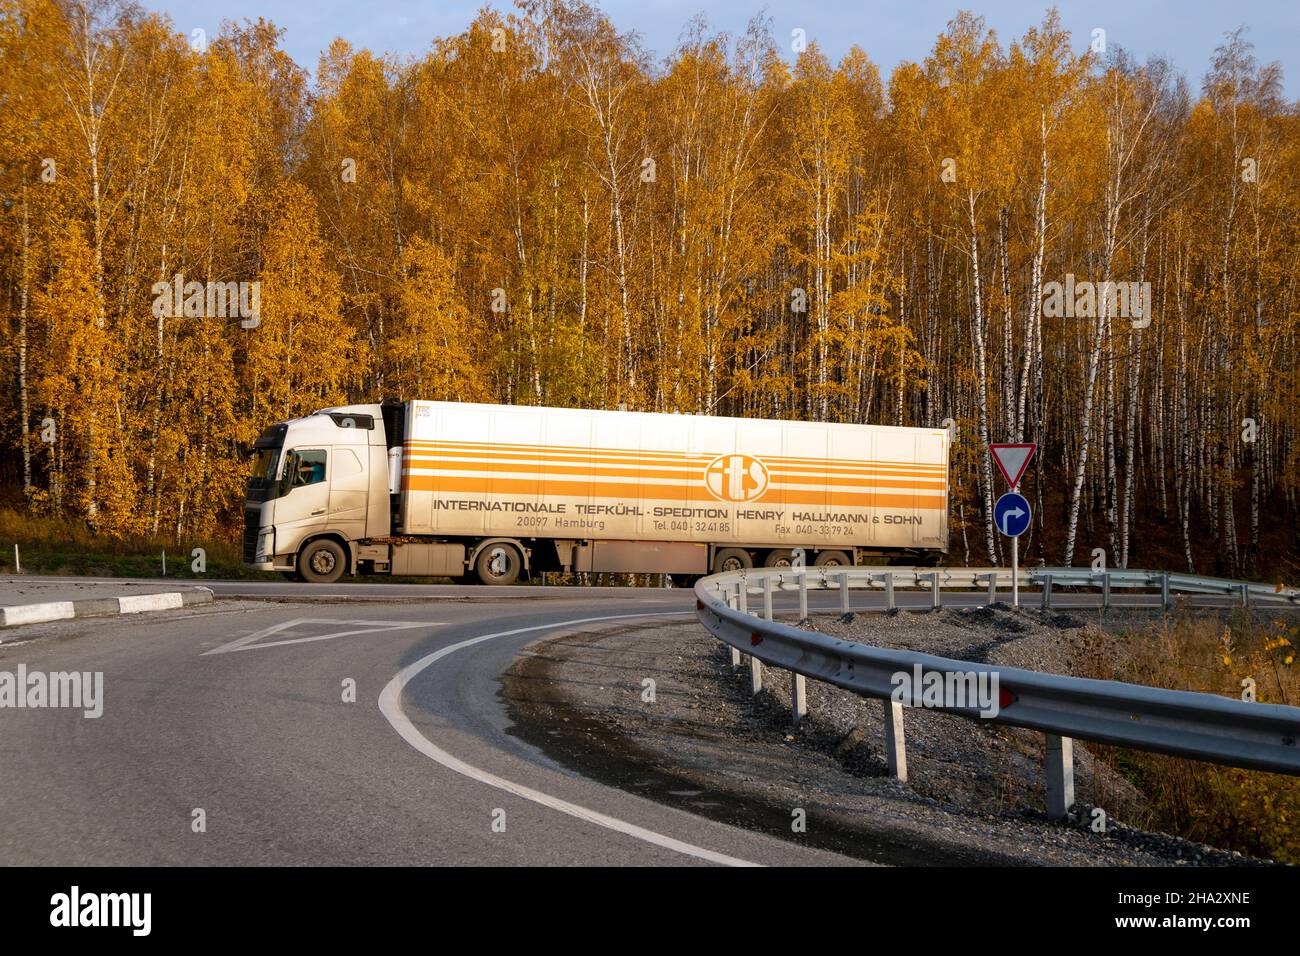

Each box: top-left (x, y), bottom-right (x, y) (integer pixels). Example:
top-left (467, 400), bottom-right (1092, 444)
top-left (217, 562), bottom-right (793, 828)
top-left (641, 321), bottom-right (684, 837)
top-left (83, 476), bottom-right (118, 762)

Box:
top-left (379, 612), bottom-right (763, 868)
top-left (203, 618), bottom-right (443, 655)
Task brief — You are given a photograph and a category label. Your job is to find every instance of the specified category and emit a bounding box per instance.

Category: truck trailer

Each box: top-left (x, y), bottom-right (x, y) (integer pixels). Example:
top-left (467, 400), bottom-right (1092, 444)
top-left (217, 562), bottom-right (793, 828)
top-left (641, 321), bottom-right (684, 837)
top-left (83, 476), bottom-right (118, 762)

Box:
top-left (242, 400), bottom-right (950, 584)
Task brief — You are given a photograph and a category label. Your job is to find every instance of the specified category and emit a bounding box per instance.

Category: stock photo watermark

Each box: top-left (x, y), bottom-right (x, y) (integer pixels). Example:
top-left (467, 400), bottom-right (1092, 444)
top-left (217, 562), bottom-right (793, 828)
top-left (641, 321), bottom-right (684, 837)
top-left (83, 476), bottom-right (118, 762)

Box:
top-left (1042, 274), bottom-right (1152, 329)
top-left (890, 664), bottom-right (1001, 718)
top-left (151, 273), bottom-right (260, 329)
top-left (50, 887), bottom-right (150, 936)
top-left (0, 665), bottom-right (103, 718)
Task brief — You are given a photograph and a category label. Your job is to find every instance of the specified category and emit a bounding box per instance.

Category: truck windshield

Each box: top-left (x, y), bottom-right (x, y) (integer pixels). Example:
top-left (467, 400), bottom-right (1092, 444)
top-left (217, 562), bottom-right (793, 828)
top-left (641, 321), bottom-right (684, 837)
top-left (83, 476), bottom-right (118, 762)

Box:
top-left (247, 445), bottom-right (283, 502)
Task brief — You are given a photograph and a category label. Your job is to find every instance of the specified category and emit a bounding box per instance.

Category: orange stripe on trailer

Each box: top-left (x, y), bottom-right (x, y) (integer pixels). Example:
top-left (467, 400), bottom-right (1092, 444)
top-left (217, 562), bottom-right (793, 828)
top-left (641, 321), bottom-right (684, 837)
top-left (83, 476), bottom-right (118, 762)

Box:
top-left (404, 450), bottom-right (703, 474)
top-left (403, 474), bottom-right (946, 511)
top-left (764, 452), bottom-right (946, 471)
top-left (408, 451), bottom-right (943, 482)
top-left (756, 487), bottom-right (946, 509)
top-left (407, 440), bottom-right (711, 465)
top-left (406, 474), bottom-right (707, 501)
top-left (407, 459), bottom-right (947, 492)
top-left (769, 473), bottom-right (948, 491)
top-left (405, 459), bottom-right (704, 481)
top-left (406, 447), bottom-right (946, 484)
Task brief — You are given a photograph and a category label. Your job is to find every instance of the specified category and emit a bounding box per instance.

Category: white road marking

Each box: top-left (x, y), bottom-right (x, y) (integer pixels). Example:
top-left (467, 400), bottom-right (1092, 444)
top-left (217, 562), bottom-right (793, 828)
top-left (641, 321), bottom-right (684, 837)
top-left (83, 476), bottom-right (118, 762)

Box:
top-left (204, 618), bottom-right (443, 655)
top-left (378, 612), bottom-right (761, 868)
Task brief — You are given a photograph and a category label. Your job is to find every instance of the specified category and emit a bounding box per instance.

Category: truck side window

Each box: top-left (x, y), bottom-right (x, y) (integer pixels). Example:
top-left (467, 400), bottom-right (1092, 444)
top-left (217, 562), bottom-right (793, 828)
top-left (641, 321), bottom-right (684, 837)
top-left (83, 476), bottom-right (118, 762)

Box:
top-left (291, 449), bottom-right (327, 488)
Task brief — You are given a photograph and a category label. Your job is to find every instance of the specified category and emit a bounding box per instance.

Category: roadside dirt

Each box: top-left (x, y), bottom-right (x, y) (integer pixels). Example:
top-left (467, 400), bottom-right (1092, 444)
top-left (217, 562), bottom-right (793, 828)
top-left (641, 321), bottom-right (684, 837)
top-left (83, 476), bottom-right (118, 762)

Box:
top-left (501, 606), bottom-right (1271, 866)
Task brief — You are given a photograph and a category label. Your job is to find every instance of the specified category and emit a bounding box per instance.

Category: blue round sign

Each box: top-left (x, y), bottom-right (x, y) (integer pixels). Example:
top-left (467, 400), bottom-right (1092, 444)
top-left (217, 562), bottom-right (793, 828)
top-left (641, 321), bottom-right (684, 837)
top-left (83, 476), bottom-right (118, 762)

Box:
top-left (994, 492), bottom-right (1031, 538)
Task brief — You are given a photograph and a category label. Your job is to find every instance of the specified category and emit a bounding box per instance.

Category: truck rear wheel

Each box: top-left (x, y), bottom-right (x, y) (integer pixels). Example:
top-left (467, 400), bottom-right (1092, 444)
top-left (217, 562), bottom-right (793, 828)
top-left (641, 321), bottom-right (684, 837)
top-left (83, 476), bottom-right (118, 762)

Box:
top-left (712, 548), bottom-right (752, 574)
top-left (299, 539), bottom-right (347, 584)
top-left (474, 543), bottom-right (522, 586)
top-left (763, 549), bottom-right (795, 568)
top-left (814, 549), bottom-right (852, 568)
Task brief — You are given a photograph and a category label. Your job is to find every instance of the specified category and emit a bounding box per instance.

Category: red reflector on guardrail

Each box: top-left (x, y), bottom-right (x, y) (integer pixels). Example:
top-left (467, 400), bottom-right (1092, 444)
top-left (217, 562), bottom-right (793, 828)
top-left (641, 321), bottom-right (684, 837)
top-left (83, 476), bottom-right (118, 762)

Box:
top-left (696, 599), bottom-right (704, 610)
top-left (751, 632), bottom-right (763, 646)
top-left (999, 687), bottom-right (1017, 709)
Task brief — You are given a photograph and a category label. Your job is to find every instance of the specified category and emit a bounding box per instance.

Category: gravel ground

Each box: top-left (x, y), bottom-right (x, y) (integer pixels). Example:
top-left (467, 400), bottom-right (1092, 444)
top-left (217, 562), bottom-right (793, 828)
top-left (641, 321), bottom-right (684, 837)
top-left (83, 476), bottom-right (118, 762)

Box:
top-left (502, 606), bottom-right (1272, 866)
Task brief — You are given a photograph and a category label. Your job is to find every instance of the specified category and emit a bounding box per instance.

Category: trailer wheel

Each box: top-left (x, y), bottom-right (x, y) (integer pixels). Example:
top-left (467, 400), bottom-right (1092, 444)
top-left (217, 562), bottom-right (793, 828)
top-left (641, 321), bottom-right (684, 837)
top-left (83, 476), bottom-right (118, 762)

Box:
top-left (712, 548), bottom-right (752, 574)
top-left (475, 543), bottom-right (522, 586)
top-left (299, 539), bottom-right (346, 584)
top-left (813, 549), bottom-right (852, 568)
top-left (763, 549), bottom-right (795, 568)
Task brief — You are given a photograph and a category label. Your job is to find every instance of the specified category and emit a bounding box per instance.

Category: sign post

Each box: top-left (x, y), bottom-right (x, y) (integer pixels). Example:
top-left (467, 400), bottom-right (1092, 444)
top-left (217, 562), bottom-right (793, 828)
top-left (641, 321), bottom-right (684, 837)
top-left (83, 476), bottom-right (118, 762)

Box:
top-left (990, 443), bottom-right (1036, 606)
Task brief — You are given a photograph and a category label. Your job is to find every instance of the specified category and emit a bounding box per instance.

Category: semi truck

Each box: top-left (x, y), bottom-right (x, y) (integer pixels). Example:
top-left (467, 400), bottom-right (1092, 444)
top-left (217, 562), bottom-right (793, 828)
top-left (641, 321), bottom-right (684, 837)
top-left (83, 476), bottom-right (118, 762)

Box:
top-left (242, 400), bottom-right (950, 585)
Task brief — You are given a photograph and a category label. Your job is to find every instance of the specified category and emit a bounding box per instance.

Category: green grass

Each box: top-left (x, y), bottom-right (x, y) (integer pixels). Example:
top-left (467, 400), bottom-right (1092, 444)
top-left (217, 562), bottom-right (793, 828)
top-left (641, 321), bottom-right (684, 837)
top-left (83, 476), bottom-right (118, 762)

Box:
top-left (0, 508), bottom-right (277, 580)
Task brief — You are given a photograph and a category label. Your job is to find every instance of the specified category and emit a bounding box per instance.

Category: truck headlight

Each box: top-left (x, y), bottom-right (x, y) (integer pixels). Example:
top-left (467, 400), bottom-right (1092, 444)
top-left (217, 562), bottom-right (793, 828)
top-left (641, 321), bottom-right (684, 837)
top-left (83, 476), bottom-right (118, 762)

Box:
top-left (255, 529), bottom-right (274, 562)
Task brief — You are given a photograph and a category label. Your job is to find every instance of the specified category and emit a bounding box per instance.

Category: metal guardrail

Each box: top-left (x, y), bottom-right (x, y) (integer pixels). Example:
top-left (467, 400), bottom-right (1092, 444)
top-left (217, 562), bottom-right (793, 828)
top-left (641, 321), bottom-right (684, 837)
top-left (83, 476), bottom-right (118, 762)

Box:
top-left (693, 565), bottom-right (1300, 819)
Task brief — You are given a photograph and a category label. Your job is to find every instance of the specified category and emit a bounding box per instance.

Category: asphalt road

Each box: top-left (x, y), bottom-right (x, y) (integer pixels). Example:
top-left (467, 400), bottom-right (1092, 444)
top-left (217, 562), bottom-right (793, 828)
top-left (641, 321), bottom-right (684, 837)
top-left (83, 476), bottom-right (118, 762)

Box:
top-left (0, 584), bottom-right (870, 866)
top-left (1, 577), bottom-right (1292, 866)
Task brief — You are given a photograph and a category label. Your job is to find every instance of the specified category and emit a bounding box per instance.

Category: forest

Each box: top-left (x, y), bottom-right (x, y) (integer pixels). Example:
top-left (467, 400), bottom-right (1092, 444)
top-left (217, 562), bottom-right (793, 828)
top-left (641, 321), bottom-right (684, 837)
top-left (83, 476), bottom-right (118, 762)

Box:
top-left (1, 0), bottom-right (1297, 578)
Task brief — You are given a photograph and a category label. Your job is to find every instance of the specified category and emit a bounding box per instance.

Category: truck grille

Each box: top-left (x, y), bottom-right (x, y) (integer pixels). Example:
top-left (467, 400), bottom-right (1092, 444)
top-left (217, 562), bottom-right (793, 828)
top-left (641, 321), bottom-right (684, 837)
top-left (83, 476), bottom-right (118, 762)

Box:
top-left (242, 511), bottom-right (261, 563)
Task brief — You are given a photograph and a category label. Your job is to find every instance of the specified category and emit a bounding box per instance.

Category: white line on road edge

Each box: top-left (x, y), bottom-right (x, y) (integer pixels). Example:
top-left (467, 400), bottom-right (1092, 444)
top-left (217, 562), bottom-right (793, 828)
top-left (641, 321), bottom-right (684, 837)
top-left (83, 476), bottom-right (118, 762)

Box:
top-left (378, 612), bottom-right (761, 868)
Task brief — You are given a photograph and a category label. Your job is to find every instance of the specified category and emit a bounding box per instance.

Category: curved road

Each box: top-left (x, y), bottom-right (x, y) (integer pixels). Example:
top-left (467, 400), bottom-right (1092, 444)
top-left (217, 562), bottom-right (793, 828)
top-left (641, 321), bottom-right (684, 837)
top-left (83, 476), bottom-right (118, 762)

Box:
top-left (0, 585), bottom-right (870, 866)
top-left (2, 579), bottom-right (1288, 866)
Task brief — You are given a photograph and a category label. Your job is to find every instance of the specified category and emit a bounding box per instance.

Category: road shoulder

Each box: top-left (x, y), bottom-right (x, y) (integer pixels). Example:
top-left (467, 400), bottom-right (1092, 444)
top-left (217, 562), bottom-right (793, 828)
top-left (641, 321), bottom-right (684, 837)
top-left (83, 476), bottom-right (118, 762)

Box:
top-left (502, 613), bottom-right (1266, 866)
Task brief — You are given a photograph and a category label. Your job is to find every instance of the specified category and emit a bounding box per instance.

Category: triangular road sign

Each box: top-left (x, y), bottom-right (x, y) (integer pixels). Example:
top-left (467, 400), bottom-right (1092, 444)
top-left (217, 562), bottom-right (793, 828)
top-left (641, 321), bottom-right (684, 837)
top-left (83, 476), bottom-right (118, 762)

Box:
top-left (990, 443), bottom-right (1036, 489)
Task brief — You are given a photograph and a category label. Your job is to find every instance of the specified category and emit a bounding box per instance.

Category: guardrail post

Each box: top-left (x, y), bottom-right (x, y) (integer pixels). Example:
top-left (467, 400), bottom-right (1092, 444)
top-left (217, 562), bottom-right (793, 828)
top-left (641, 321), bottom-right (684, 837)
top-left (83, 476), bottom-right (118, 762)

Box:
top-left (1102, 572), bottom-right (1111, 612)
top-left (885, 574), bottom-right (895, 611)
top-left (737, 579), bottom-right (749, 616)
top-left (839, 571), bottom-right (851, 616)
top-left (1044, 734), bottom-right (1075, 820)
top-left (749, 653), bottom-right (762, 694)
top-left (724, 588), bottom-right (741, 668)
top-left (930, 572), bottom-right (941, 610)
top-left (1041, 574), bottom-right (1053, 610)
top-left (791, 674), bottom-right (807, 723)
top-left (1240, 583), bottom-right (1250, 609)
top-left (882, 700), bottom-right (907, 782)
top-left (986, 572), bottom-right (996, 604)
top-left (763, 576), bottom-right (773, 620)
top-left (1161, 573), bottom-right (1171, 611)
top-left (798, 570), bottom-right (808, 622)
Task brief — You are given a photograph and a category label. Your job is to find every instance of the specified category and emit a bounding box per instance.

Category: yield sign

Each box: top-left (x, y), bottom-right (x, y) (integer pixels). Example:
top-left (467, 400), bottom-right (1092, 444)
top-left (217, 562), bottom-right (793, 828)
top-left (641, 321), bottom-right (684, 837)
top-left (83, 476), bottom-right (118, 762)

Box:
top-left (989, 443), bottom-right (1036, 489)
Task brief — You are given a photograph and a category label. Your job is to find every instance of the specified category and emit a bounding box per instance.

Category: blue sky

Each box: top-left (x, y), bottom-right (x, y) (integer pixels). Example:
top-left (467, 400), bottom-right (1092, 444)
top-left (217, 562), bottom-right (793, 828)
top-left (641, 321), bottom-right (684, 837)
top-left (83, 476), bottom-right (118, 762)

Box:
top-left (138, 1), bottom-right (1298, 98)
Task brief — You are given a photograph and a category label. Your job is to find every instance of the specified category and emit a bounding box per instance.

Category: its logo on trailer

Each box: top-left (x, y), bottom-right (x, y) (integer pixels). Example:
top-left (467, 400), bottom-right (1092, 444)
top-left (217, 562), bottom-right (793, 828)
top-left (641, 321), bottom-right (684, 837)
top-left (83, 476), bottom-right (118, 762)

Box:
top-left (704, 454), bottom-right (770, 502)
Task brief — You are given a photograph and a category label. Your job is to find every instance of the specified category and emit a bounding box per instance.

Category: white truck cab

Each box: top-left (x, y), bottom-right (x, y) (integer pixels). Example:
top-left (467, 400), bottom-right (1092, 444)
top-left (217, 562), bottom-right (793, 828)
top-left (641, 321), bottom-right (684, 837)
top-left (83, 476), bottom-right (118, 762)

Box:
top-left (243, 404), bottom-right (392, 582)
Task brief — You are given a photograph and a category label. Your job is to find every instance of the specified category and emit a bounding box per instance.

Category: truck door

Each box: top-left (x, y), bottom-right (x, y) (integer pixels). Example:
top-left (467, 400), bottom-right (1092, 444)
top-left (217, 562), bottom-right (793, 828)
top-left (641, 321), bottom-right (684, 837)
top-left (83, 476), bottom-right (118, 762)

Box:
top-left (327, 446), bottom-right (368, 539)
top-left (277, 448), bottom-right (330, 548)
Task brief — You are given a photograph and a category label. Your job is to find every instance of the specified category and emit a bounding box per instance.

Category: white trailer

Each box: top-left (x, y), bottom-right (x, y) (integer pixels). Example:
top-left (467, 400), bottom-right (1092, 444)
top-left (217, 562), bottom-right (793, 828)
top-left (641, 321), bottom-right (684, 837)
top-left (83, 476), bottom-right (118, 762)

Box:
top-left (243, 400), bottom-right (949, 584)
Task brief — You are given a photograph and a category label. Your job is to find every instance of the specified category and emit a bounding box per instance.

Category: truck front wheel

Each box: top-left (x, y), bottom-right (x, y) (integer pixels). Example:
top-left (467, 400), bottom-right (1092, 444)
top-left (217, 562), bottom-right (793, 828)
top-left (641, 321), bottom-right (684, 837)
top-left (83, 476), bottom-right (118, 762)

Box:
top-left (299, 539), bottom-right (347, 584)
top-left (474, 543), bottom-right (522, 586)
